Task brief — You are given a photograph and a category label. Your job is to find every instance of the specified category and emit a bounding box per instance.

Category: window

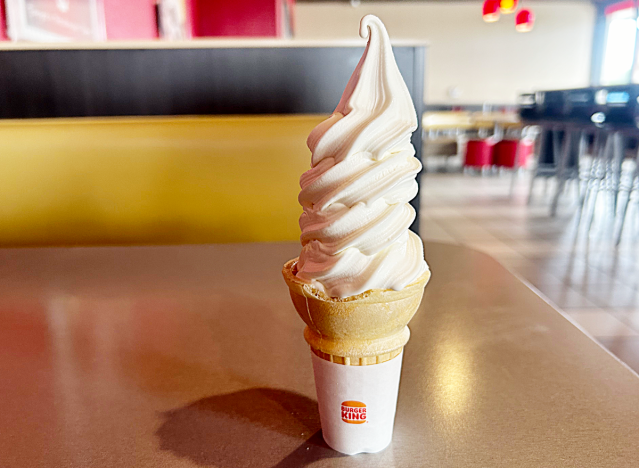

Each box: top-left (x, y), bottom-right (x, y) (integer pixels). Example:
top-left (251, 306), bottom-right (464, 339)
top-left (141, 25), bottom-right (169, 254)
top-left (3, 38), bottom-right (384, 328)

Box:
top-left (600, 2), bottom-right (639, 85)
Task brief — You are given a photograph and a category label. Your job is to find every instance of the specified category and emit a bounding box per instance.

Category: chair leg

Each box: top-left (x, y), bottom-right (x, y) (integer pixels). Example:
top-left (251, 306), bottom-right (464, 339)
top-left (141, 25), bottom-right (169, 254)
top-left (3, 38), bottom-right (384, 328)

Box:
top-left (575, 130), bottom-right (587, 201)
top-left (551, 128), bottom-right (572, 217)
top-left (509, 137), bottom-right (523, 199)
top-left (616, 144), bottom-right (639, 245)
top-left (578, 146), bottom-right (599, 227)
top-left (528, 128), bottom-right (545, 205)
top-left (616, 191), bottom-right (632, 246)
top-left (588, 176), bottom-right (603, 232)
top-left (588, 131), bottom-right (612, 233)
top-left (528, 173), bottom-right (537, 204)
top-left (611, 132), bottom-right (624, 215)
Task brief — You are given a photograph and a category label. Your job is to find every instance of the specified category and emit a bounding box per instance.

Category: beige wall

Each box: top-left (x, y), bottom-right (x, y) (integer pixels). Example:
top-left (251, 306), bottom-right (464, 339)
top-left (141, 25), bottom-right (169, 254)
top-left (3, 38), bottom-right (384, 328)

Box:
top-left (295, 1), bottom-right (595, 105)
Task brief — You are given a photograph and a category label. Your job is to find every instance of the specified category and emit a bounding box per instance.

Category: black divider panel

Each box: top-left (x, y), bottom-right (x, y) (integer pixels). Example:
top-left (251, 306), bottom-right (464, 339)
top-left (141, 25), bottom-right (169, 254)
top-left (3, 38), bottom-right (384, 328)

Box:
top-left (0, 46), bottom-right (424, 117)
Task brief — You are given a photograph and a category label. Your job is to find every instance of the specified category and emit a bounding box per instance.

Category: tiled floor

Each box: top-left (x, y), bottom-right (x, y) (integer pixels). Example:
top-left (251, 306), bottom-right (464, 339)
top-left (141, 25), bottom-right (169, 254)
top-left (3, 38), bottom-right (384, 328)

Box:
top-left (419, 169), bottom-right (639, 374)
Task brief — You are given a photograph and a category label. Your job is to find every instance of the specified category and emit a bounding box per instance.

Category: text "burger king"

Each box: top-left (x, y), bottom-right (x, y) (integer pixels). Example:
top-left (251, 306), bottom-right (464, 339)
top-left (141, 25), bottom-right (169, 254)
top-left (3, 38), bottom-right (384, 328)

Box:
top-left (341, 401), bottom-right (366, 424)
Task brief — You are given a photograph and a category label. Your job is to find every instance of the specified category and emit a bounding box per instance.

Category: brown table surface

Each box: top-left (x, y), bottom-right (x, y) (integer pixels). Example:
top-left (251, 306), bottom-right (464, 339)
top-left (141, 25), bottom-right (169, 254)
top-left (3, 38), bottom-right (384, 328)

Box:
top-left (1, 242), bottom-right (638, 467)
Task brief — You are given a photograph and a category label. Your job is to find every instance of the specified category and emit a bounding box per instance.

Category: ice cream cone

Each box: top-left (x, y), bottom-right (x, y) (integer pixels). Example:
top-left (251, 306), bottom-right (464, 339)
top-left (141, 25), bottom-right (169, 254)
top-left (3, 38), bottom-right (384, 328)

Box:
top-left (283, 257), bottom-right (429, 454)
top-left (282, 14), bottom-right (431, 455)
top-left (282, 258), bottom-right (430, 364)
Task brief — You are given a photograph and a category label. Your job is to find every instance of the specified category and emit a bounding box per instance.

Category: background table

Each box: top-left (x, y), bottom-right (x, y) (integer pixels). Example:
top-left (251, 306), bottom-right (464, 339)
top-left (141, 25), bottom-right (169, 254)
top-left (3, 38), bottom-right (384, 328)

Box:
top-left (1, 242), bottom-right (638, 467)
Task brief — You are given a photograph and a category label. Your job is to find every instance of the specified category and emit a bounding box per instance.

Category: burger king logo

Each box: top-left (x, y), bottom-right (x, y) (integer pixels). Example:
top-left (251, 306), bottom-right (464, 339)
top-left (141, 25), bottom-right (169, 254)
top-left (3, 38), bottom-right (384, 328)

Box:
top-left (341, 401), bottom-right (366, 424)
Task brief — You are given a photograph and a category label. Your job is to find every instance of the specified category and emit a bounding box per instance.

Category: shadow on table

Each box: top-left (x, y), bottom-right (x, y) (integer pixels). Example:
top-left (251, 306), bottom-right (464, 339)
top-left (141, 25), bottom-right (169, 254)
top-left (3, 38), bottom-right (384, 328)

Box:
top-left (156, 388), bottom-right (345, 467)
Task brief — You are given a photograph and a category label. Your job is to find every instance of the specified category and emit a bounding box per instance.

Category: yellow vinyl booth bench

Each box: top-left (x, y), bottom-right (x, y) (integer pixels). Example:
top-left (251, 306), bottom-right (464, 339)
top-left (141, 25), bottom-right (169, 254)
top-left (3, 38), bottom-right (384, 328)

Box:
top-left (0, 115), bottom-right (325, 247)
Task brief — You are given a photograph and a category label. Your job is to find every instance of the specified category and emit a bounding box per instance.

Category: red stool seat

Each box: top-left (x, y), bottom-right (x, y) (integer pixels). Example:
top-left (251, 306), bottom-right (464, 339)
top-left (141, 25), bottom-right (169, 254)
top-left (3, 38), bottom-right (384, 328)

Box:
top-left (494, 139), bottom-right (533, 168)
top-left (464, 139), bottom-right (494, 168)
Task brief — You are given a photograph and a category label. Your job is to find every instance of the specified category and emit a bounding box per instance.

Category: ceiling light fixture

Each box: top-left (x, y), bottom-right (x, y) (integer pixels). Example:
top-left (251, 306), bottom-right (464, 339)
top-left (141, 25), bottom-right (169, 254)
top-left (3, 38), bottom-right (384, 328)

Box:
top-left (515, 9), bottom-right (535, 32)
top-left (500, 0), bottom-right (518, 14)
top-left (483, 0), bottom-right (501, 23)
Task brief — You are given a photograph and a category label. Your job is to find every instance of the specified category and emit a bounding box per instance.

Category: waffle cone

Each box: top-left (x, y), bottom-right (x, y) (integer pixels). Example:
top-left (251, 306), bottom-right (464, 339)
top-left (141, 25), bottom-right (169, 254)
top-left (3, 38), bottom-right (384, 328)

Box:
top-left (282, 258), bottom-right (430, 365)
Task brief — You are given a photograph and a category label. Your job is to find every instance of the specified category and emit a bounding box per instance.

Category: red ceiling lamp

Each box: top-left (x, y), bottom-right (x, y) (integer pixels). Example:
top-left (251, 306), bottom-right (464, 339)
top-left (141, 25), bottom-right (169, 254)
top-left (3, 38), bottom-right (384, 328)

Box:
top-left (500, 0), bottom-right (519, 14)
top-left (515, 9), bottom-right (535, 32)
top-left (483, 0), bottom-right (500, 23)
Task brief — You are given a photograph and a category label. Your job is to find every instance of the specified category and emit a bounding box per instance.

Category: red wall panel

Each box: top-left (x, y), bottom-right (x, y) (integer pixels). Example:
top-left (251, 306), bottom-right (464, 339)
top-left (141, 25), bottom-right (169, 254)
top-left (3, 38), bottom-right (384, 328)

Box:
top-left (103, 0), bottom-right (159, 40)
top-left (0, 0), bottom-right (7, 41)
top-left (0, 0), bottom-right (293, 41)
top-left (189, 0), bottom-right (280, 37)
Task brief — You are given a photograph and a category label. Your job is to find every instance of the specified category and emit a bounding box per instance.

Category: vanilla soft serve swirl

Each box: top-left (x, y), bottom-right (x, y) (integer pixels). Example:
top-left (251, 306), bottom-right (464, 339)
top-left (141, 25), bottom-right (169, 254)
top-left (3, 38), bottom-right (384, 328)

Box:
top-left (295, 15), bottom-right (429, 298)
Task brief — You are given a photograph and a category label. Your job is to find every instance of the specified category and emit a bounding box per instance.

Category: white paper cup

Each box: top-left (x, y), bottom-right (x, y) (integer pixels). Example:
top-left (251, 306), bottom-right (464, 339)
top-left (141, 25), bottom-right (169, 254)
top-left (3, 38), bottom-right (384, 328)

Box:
top-left (310, 350), bottom-right (404, 455)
